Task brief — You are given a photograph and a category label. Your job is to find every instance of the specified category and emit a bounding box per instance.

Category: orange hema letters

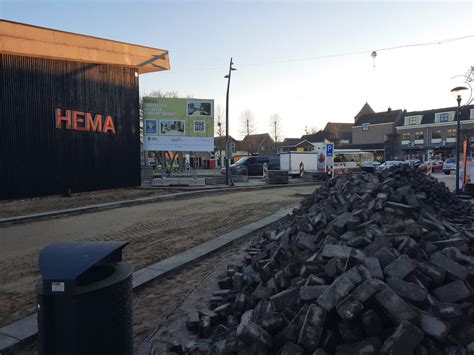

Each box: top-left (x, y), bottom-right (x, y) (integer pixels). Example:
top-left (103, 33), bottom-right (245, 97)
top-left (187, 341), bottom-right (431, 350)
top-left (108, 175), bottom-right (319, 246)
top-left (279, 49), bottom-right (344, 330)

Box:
top-left (55, 108), bottom-right (117, 134)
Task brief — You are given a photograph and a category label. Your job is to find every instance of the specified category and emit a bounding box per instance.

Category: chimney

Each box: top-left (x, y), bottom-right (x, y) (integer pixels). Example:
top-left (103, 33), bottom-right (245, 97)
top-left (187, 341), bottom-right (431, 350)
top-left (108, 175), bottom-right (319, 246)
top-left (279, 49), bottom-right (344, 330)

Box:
top-left (387, 107), bottom-right (392, 112)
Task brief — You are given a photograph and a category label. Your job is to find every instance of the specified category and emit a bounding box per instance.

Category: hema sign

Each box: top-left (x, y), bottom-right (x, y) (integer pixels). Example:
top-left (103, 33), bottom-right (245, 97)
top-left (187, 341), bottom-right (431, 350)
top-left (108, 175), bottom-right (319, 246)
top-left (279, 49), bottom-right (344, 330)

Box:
top-left (55, 108), bottom-right (117, 134)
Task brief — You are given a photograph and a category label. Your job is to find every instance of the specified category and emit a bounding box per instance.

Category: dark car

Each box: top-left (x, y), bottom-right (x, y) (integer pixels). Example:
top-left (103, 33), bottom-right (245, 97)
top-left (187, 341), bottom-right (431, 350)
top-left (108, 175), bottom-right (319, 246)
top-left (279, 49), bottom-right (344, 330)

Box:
top-left (220, 156), bottom-right (280, 176)
top-left (405, 159), bottom-right (422, 168)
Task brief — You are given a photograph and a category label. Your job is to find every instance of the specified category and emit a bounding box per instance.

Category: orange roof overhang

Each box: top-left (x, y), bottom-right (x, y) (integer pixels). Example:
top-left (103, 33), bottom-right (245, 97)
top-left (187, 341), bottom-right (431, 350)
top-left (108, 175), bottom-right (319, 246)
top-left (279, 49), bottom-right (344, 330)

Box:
top-left (0, 20), bottom-right (170, 74)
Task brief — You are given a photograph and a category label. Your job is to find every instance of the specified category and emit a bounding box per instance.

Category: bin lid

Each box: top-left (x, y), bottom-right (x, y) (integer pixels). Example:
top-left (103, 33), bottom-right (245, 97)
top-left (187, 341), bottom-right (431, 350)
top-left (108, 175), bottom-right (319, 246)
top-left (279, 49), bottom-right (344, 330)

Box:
top-left (39, 241), bottom-right (128, 281)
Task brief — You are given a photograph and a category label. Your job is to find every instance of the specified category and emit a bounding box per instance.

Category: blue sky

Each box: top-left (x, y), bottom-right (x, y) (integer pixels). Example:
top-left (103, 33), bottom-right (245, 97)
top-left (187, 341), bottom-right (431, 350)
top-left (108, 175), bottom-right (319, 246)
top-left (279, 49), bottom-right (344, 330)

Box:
top-left (1, 0), bottom-right (473, 138)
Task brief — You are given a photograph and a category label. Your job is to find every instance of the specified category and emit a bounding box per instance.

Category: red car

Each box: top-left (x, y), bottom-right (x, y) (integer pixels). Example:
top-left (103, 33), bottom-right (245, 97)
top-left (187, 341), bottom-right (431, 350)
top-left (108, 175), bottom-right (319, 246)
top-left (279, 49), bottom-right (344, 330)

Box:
top-left (419, 160), bottom-right (443, 172)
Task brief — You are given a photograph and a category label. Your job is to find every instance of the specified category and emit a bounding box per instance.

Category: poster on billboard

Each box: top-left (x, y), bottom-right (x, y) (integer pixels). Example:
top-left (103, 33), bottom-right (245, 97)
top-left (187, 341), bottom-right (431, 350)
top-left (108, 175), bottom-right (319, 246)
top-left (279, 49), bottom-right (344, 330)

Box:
top-left (143, 97), bottom-right (214, 151)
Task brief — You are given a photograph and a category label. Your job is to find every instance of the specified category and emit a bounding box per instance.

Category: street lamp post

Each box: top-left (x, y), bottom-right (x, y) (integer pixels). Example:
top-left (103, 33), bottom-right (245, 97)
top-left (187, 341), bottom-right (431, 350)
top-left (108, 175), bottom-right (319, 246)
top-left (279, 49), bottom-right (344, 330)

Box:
top-left (225, 58), bottom-right (237, 186)
top-left (451, 86), bottom-right (468, 194)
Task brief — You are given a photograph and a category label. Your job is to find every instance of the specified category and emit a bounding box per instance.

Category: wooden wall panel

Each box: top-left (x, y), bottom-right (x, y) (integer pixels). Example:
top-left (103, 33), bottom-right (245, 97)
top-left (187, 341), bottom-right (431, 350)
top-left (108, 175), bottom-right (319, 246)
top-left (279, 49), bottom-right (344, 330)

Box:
top-left (0, 54), bottom-right (140, 199)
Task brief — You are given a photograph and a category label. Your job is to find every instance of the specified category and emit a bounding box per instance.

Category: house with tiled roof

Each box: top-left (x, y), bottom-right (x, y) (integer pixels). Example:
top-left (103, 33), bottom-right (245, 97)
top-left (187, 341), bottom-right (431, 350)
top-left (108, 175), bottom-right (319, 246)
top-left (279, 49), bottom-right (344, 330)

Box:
top-left (214, 135), bottom-right (238, 159)
top-left (300, 130), bottom-right (333, 144)
top-left (276, 138), bottom-right (315, 153)
top-left (324, 122), bottom-right (353, 146)
top-left (237, 133), bottom-right (276, 156)
top-left (351, 105), bottom-right (404, 160)
top-left (354, 102), bottom-right (375, 125)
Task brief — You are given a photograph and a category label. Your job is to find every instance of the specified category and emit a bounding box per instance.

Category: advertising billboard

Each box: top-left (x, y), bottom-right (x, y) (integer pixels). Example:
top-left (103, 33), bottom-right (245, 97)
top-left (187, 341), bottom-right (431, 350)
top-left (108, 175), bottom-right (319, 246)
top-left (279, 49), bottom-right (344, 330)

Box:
top-left (143, 97), bottom-right (214, 151)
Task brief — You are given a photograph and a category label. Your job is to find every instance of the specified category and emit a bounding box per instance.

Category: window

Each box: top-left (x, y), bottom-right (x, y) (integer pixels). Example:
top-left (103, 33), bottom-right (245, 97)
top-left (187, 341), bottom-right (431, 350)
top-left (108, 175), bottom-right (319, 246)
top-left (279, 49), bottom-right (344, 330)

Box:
top-left (362, 123), bottom-right (369, 131)
top-left (432, 130), bottom-right (441, 139)
top-left (401, 132), bottom-right (410, 140)
top-left (435, 111), bottom-right (454, 123)
top-left (447, 129), bottom-right (457, 138)
top-left (439, 113), bottom-right (449, 122)
top-left (415, 131), bottom-right (424, 140)
top-left (404, 115), bottom-right (422, 126)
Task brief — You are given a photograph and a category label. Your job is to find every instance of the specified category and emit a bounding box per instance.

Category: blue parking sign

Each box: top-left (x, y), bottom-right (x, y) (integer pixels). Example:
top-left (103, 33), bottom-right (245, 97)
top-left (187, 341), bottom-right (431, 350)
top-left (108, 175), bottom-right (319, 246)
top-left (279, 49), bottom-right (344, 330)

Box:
top-left (326, 143), bottom-right (334, 157)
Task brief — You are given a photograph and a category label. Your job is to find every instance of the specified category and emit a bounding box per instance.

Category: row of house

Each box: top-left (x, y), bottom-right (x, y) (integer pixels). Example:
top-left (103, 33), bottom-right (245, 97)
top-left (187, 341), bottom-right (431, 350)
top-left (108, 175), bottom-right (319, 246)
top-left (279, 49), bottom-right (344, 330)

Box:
top-left (217, 102), bottom-right (474, 165)
top-left (214, 121), bottom-right (353, 161)
top-left (158, 102), bottom-right (474, 169)
top-left (352, 103), bottom-right (474, 161)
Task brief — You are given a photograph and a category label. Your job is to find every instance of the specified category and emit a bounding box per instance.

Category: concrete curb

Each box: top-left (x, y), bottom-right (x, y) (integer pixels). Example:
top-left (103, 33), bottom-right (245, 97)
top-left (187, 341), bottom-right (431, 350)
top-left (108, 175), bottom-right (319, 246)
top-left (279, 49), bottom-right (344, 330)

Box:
top-left (0, 206), bottom-right (294, 353)
top-left (0, 182), bottom-right (316, 226)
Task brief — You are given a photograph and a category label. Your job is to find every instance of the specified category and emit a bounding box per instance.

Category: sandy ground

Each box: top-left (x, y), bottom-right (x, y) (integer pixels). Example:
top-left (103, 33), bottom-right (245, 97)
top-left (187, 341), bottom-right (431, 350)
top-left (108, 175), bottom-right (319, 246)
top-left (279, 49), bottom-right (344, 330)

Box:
top-left (0, 185), bottom-right (315, 331)
top-left (10, 234), bottom-right (260, 355)
top-left (0, 188), bottom-right (186, 218)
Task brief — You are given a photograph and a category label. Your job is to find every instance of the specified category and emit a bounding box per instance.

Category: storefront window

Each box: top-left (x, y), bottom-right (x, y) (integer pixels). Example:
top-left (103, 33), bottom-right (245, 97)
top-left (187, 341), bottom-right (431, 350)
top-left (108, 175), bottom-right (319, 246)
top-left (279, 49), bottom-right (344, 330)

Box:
top-left (447, 129), bottom-right (456, 138)
top-left (432, 130), bottom-right (441, 139)
top-left (415, 131), bottom-right (424, 140)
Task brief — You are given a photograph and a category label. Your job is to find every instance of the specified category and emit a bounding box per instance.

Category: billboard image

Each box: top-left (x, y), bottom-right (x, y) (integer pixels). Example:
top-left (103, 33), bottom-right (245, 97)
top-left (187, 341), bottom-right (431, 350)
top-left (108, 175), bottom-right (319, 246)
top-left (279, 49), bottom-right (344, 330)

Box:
top-left (187, 100), bottom-right (212, 116)
top-left (143, 97), bottom-right (214, 151)
top-left (160, 120), bottom-right (185, 135)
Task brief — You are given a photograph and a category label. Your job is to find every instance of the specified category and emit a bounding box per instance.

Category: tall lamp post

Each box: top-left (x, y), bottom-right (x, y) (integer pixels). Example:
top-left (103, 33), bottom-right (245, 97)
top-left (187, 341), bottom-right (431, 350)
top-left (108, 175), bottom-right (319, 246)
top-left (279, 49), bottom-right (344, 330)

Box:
top-left (450, 86), bottom-right (468, 194)
top-left (225, 58), bottom-right (237, 186)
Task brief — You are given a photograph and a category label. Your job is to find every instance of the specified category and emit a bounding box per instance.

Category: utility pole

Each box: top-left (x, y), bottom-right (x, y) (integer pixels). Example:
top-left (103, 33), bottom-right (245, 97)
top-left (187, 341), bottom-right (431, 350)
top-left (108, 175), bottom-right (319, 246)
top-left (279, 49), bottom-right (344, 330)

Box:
top-left (225, 58), bottom-right (237, 186)
top-left (274, 120), bottom-right (277, 142)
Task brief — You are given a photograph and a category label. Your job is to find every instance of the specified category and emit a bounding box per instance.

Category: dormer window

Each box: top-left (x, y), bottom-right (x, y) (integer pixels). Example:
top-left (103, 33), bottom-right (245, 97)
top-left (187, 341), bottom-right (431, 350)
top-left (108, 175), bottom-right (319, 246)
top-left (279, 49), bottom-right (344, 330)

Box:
top-left (362, 123), bottom-right (369, 131)
top-left (404, 115), bottom-right (422, 126)
top-left (439, 113), bottom-right (449, 122)
top-left (435, 111), bottom-right (454, 123)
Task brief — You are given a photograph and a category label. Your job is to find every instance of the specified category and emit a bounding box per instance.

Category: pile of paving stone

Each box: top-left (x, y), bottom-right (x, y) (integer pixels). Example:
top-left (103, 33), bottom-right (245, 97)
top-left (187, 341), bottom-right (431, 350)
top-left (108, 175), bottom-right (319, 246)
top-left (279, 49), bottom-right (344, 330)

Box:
top-left (178, 167), bottom-right (474, 354)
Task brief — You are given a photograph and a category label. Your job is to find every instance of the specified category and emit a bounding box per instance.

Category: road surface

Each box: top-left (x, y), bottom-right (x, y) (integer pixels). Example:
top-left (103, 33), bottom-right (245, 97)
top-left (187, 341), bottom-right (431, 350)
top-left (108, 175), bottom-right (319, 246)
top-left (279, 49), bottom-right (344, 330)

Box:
top-left (0, 185), bottom-right (316, 328)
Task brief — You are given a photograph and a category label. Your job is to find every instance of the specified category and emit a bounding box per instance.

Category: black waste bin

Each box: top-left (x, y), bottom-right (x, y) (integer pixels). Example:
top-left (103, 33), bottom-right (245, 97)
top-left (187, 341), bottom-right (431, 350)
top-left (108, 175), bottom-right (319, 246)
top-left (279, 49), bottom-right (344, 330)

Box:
top-left (37, 241), bottom-right (133, 355)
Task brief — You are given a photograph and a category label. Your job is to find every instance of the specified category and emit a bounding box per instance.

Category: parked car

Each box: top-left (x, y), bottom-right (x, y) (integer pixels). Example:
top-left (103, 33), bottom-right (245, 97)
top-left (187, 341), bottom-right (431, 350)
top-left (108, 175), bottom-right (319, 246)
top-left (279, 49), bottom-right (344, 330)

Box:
top-left (442, 157), bottom-right (474, 175)
top-left (443, 158), bottom-right (456, 175)
top-left (376, 160), bottom-right (407, 171)
top-left (220, 156), bottom-right (280, 176)
top-left (360, 161), bottom-right (380, 173)
top-left (419, 160), bottom-right (444, 173)
top-left (405, 159), bottom-right (422, 168)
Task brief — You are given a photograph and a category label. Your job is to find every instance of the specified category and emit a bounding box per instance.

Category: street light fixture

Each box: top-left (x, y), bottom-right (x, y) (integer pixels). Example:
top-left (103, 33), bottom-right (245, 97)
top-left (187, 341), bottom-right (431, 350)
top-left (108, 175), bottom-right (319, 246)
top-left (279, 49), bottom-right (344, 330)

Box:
top-left (225, 58), bottom-right (237, 186)
top-left (450, 85), bottom-right (468, 194)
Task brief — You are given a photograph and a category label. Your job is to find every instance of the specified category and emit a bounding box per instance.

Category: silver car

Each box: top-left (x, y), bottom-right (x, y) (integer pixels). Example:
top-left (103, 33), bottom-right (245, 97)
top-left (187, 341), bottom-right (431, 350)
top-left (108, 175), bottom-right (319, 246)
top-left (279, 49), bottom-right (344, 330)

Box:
top-left (443, 157), bottom-right (474, 175)
top-left (377, 160), bottom-right (406, 171)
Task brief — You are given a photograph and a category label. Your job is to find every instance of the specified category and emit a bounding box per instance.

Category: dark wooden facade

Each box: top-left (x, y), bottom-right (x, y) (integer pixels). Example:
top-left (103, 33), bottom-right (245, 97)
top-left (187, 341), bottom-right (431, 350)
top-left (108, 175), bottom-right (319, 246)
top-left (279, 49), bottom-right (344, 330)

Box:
top-left (0, 54), bottom-right (140, 199)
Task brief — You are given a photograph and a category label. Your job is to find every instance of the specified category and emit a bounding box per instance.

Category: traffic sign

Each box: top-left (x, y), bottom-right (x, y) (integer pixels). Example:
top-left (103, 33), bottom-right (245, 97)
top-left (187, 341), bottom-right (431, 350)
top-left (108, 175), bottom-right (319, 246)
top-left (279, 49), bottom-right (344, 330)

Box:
top-left (326, 143), bottom-right (334, 157)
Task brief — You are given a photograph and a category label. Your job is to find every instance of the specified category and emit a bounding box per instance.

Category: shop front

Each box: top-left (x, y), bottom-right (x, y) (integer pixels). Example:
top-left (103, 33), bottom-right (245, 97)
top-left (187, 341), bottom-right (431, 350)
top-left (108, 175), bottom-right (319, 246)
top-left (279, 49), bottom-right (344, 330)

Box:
top-left (0, 20), bottom-right (170, 199)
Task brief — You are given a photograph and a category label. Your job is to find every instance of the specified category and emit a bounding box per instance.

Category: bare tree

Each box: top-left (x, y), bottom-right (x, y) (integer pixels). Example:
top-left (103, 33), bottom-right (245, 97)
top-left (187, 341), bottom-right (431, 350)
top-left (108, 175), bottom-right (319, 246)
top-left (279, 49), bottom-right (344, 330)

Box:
top-left (215, 104), bottom-right (225, 137)
top-left (240, 109), bottom-right (256, 138)
top-left (305, 125), bottom-right (320, 135)
top-left (269, 113), bottom-right (282, 142)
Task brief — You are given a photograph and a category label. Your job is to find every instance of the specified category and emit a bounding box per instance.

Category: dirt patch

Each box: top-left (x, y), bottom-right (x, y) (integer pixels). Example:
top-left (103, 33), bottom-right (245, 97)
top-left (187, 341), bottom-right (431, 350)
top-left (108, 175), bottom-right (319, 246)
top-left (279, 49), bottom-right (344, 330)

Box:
top-left (0, 185), bottom-right (316, 329)
top-left (0, 187), bottom-right (185, 218)
top-left (7, 233), bottom-right (260, 355)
